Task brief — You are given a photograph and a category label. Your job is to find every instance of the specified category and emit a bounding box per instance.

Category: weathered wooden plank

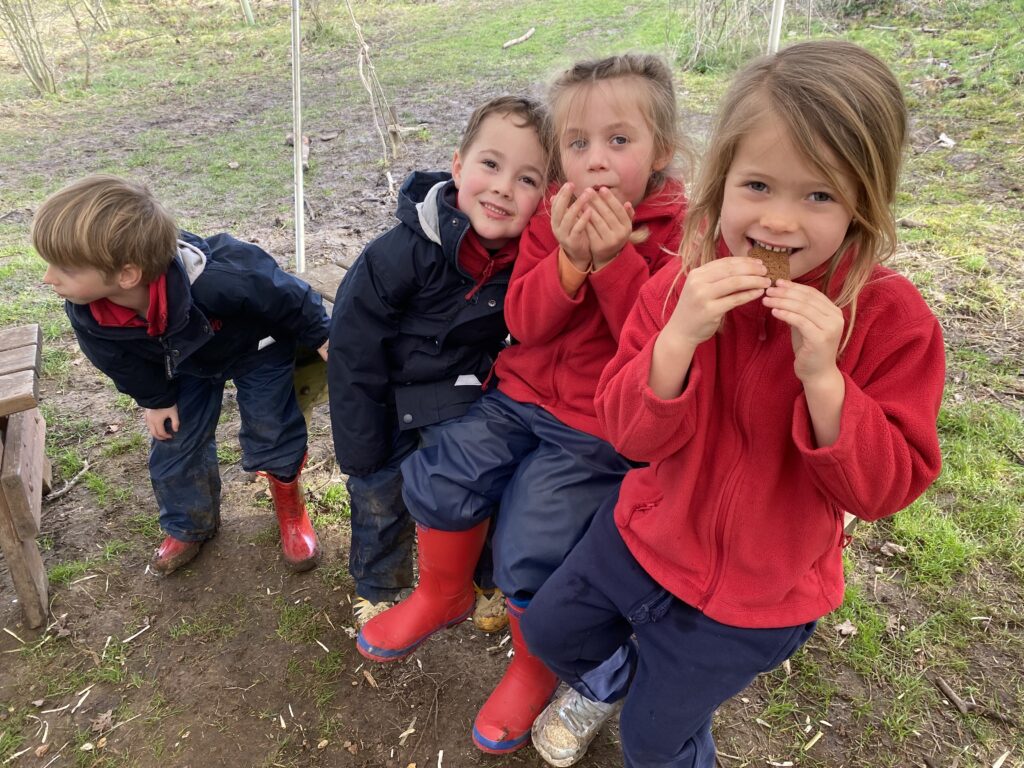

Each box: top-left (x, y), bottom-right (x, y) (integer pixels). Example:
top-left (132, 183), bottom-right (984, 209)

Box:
top-left (300, 262), bottom-right (347, 304)
top-left (1, 408), bottom-right (46, 540)
top-left (0, 344), bottom-right (40, 377)
top-left (0, 370), bottom-right (38, 418)
top-left (0, 324), bottom-right (41, 354)
top-left (0, 492), bottom-right (48, 628)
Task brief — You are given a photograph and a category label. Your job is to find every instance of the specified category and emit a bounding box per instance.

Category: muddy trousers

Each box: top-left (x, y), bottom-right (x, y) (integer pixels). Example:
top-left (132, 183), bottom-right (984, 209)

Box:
top-left (150, 344), bottom-right (308, 542)
top-left (347, 423), bottom-right (497, 603)
top-left (522, 499), bottom-right (816, 768)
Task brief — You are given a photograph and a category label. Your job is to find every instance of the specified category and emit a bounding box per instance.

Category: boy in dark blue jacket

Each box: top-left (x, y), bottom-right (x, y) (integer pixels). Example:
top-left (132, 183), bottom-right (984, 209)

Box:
top-left (327, 96), bottom-right (547, 628)
top-left (33, 175), bottom-right (330, 576)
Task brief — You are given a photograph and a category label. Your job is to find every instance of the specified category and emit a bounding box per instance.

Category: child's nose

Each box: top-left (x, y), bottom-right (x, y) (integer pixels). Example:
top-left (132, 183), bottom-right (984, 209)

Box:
top-left (760, 205), bottom-right (798, 232)
top-left (42, 265), bottom-right (56, 285)
top-left (586, 147), bottom-right (609, 171)
top-left (492, 174), bottom-right (513, 197)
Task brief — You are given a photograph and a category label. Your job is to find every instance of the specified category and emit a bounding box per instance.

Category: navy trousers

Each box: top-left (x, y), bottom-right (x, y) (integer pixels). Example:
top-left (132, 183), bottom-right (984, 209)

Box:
top-left (401, 389), bottom-right (633, 603)
top-left (347, 422), bottom-right (497, 602)
top-left (150, 342), bottom-right (307, 542)
top-left (522, 498), bottom-right (816, 768)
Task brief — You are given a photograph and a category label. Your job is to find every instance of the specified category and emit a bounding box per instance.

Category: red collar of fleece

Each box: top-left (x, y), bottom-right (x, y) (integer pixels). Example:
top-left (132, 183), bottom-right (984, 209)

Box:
top-left (89, 274), bottom-right (170, 336)
top-left (458, 229), bottom-right (518, 300)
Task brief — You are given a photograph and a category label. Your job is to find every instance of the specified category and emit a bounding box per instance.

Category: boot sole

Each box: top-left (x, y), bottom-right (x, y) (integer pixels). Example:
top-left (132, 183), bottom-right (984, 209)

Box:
top-left (356, 606), bottom-right (473, 662)
top-left (471, 726), bottom-right (531, 754)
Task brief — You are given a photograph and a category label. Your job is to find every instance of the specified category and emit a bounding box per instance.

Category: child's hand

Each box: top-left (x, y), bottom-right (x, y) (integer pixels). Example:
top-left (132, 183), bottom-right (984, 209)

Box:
top-left (550, 182), bottom-right (593, 272)
top-left (586, 187), bottom-right (635, 270)
top-left (145, 405), bottom-right (179, 441)
top-left (666, 257), bottom-right (770, 346)
top-left (317, 340), bottom-right (329, 362)
top-left (762, 281), bottom-right (844, 385)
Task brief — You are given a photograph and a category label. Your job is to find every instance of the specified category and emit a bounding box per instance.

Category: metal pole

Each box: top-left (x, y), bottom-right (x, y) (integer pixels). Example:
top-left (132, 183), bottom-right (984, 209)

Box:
top-left (768, 0), bottom-right (786, 54)
top-left (290, 0), bottom-right (306, 273)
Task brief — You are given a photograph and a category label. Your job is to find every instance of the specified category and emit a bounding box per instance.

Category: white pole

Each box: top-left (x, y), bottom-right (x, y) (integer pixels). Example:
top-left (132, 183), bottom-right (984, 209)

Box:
top-left (768, 0), bottom-right (786, 53)
top-left (290, 0), bottom-right (306, 273)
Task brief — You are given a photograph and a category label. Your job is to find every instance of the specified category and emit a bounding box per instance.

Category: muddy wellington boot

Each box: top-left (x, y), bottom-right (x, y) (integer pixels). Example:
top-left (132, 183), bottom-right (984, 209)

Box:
top-left (151, 535), bottom-right (203, 575)
top-left (264, 470), bottom-right (321, 572)
top-left (357, 521), bottom-right (488, 662)
top-left (472, 601), bottom-right (559, 754)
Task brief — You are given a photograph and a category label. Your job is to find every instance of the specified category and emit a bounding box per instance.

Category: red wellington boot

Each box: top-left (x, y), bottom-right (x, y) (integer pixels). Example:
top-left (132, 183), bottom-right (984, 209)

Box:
top-left (151, 535), bottom-right (203, 576)
top-left (472, 602), bottom-right (559, 754)
top-left (264, 471), bottom-right (321, 572)
top-left (357, 522), bottom-right (488, 662)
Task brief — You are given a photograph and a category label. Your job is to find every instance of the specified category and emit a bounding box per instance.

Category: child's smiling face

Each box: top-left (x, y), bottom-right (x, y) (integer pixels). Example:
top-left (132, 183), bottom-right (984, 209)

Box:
top-left (557, 77), bottom-right (669, 209)
top-left (720, 112), bottom-right (857, 280)
top-left (452, 112), bottom-right (546, 249)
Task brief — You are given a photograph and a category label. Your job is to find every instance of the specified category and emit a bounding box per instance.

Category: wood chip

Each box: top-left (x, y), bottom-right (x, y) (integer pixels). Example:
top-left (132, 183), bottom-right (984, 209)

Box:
top-left (362, 669), bottom-right (378, 688)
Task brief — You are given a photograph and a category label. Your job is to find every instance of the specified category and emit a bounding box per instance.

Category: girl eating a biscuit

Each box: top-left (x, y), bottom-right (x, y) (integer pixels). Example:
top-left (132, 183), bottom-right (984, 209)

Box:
top-left (522, 40), bottom-right (946, 768)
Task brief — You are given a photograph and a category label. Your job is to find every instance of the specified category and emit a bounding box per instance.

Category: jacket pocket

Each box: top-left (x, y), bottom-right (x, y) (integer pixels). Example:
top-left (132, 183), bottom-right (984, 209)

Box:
top-left (627, 585), bottom-right (674, 626)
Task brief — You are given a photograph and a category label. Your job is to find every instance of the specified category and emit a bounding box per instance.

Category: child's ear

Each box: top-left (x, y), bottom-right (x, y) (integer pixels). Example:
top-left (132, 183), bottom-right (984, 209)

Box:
top-left (652, 146), bottom-right (673, 173)
top-left (117, 264), bottom-right (144, 290)
top-left (451, 149), bottom-right (463, 188)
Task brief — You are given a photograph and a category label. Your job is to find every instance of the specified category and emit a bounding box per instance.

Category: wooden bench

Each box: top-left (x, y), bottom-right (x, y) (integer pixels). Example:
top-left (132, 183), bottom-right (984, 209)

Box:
top-left (294, 262), bottom-right (348, 421)
top-left (0, 324), bottom-right (50, 628)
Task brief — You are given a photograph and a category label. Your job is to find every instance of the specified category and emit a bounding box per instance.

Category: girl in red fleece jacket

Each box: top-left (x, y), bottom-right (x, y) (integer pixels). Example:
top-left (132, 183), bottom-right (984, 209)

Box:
top-left (356, 53), bottom-right (689, 755)
top-left (522, 41), bottom-right (945, 768)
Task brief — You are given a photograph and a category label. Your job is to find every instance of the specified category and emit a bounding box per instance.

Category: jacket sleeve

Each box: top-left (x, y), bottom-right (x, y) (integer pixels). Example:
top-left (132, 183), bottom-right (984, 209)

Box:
top-left (588, 242), bottom-right (663, 343)
top-left (327, 237), bottom-right (420, 476)
top-left (72, 324), bottom-right (178, 409)
top-left (503, 208), bottom-right (587, 345)
top-left (595, 271), bottom-right (703, 462)
top-left (792, 307), bottom-right (945, 521)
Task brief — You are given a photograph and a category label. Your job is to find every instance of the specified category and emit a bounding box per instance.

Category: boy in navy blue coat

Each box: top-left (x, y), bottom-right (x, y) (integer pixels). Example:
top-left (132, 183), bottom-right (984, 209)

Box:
top-left (327, 96), bottom-right (547, 627)
top-left (33, 175), bottom-right (330, 576)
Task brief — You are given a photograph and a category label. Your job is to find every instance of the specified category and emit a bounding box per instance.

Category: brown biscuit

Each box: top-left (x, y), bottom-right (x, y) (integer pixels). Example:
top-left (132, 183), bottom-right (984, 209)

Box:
top-left (750, 245), bottom-right (790, 286)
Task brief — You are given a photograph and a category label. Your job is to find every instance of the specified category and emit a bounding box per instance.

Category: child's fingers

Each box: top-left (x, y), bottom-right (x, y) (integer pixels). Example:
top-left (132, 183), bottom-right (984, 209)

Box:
top-left (594, 187), bottom-right (632, 227)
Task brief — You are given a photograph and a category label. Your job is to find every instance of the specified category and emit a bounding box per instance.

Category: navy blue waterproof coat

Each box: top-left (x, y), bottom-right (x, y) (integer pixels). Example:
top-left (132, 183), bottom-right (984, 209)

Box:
top-left (328, 171), bottom-right (514, 477)
top-left (67, 231), bottom-right (330, 409)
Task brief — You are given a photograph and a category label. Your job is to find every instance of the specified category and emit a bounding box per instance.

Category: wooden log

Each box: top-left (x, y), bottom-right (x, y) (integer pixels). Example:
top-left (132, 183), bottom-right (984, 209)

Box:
top-left (0, 324), bottom-right (41, 354)
top-left (0, 491), bottom-right (48, 628)
top-left (0, 344), bottom-right (40, 377)
top-left (0, 369), bottom-right (38, 418)
top-left (1, 408), bottom-right (46, 539)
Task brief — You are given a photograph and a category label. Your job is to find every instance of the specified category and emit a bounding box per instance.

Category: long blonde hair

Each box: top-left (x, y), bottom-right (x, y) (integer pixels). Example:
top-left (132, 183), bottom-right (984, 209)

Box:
top-left (680, 41), bottom-right (907, 345)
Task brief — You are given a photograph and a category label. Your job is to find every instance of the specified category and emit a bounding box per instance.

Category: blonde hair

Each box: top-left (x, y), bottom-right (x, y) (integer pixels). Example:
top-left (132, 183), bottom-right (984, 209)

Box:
top-left (546, 52), bottom-right (692, 196)
top-left (32, 174), bottom-right (178, 283)
top-left (680, 40), bottom-right (907, 346)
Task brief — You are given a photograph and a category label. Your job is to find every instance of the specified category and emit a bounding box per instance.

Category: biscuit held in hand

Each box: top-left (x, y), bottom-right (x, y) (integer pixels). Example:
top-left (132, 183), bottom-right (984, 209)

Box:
top-left (750, 246), bottom-right (790, 285)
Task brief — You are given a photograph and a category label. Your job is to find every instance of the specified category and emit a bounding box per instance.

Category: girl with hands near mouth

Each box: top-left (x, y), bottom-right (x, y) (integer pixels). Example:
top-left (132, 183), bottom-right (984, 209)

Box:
top-left (522, 41), bottom-right (946, 768)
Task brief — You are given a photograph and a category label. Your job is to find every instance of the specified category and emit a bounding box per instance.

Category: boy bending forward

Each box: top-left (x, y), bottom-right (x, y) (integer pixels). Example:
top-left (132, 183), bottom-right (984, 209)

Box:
top-left (34, 175), bottom-right (330, 576)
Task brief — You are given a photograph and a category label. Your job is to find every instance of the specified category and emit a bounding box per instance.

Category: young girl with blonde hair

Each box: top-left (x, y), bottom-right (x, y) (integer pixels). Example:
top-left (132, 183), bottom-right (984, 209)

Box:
top-left (523, 40), bottom-right (945, 767)
top-left (357, 52), bottom-right (690, 754)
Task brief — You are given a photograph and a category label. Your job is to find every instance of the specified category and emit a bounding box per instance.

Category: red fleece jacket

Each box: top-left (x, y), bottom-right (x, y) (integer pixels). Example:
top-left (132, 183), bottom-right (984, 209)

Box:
top-left (494, 180), bottom-right (686, 439)
top-left (596, 258), bottom-right (945, 628)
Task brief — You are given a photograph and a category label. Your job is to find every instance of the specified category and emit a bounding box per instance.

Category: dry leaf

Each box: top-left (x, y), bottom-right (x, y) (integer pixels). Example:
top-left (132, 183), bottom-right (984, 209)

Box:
top-left (362, 669), bottom-right (378, 688)
top-left (880, 541), bottom-right (907, 557)
top-left (836, 619), bottom-right (858, 637)
top-left (91, 709), bottom-right (114, 733)
top-left (35, 744), bottom-right (49, 757)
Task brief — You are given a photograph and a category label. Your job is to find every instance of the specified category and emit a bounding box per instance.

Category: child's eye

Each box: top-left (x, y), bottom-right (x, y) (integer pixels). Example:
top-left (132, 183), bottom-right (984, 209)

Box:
top-left (809, 191), bottom-right (834, 203)
top-left (520, 176), bottom-right (539, 187)
top-left (745, 181), bottom-right (768, 193)
top-left (482, 159), bottom-right (498, 170)
top-left (610, 135), bottom-right (629, 146)
top-left (568, 138), bottom-right (587, 151)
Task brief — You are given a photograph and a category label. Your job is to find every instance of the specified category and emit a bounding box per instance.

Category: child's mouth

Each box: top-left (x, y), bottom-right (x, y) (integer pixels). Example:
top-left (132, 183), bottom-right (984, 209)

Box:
top-left (749, 238), bottom-right (798, 256)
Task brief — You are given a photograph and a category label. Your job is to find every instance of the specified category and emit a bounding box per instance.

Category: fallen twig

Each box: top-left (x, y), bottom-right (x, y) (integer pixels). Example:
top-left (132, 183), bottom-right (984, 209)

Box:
top-left (44, 461), bottom-right (92, 503)
top-left (502, 27), bottom-right (535, 48)
top-left (933, 675), bottom-right (1018, 727)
